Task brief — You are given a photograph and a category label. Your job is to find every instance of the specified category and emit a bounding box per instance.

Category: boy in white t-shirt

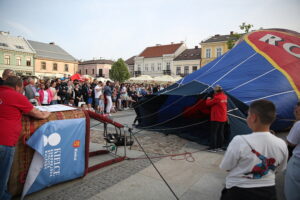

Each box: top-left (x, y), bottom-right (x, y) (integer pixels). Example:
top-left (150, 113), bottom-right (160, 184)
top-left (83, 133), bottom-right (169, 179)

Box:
top-left (220, 100), bottom-right (288, 200)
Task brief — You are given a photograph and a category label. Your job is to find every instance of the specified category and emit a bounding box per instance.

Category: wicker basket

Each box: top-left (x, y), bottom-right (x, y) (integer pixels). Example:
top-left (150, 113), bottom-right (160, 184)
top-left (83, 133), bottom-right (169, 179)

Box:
top-left (8, 109), bottom-right (86, 197)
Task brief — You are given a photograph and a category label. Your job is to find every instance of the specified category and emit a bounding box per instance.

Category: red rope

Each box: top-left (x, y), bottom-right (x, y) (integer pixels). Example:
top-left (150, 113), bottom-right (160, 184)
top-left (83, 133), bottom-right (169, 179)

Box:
top-left (126, 150), bottom-right (200, 163)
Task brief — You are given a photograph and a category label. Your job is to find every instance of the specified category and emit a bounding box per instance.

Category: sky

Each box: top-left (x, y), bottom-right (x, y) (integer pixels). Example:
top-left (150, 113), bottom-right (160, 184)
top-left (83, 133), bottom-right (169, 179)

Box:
top-left (0, 0), bottom-right (299, 61)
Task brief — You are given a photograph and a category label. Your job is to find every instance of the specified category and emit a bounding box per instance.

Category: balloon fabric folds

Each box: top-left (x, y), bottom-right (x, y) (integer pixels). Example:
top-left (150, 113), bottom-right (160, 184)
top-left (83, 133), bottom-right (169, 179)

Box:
top-left (134, 29), bottom-right (300, 145)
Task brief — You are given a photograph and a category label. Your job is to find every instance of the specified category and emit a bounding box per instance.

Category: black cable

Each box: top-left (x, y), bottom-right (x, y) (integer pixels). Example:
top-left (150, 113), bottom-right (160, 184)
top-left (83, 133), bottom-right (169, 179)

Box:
top-left (131, 130), bottom-right (180, 200)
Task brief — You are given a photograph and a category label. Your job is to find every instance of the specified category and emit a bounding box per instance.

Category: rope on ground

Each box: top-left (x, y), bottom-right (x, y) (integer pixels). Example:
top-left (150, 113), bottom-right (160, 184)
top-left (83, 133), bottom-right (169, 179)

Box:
top-left (126, 150), bottom-right (202, 163)
top-left (131, 130), bottom-right (180, 200)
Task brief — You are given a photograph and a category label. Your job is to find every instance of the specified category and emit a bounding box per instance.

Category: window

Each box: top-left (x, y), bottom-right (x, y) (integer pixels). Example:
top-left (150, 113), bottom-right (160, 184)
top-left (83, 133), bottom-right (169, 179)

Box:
top-left (53, 63), bottom-right (58, 71)
top-left (16, 57), bottom-right (21, 66)
top-left (151, 63), bottom-right (155, 71)
top-left (99, 69), bottom-right (103, 76)
top-left (157, 63), bottom-right (162, 71)
top-left (184, 66), bottom-right (189, 75)
top-left (216, 48), bottom-right (222, 57)
top-left (206, 48), bottom-right (211, 58)
top-left (176, 67), bottom-right (181, 75)
top-left (15, 45), bottom-right (24, 49)
top-left (79, 69), bottom-right (81, 74)
top-left (192, 66), bottom-right (197, 72)
top-left (138, 65), bottom-right (141, 71)
top-left (26, 58), bottom-right (31, 66)
top-left (64, 64), bottom-right (69, 72)
top-left (41, 61), bottom-right (46, 70)
top-left (0, 43), bottom-right (8, 47)
top-left (92, 69), bottom-right (95, 74)
top-left (4, 55), bottom-right (10, 65)
top-left (145, 66), bottom-right (148, 71)
top-left (85, 69), bottom-right (88, 74)
top-left (166, 62), bottom-right (171, 70)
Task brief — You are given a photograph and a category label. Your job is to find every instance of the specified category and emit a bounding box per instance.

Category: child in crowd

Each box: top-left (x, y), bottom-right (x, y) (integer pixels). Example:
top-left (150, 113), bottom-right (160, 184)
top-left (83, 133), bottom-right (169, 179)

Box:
top-left (99, 94), bottom-right (105, 114)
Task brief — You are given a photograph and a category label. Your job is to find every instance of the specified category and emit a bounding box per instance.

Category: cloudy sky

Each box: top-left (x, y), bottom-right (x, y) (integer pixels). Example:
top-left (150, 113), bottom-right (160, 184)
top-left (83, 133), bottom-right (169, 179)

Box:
top-left (0, 0), bottom-right (299, 61)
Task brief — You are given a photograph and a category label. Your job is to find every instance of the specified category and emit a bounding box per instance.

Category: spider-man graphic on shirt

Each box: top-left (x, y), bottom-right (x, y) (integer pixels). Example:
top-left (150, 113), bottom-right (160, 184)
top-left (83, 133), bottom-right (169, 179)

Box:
top-left (244, 149), bottom-right (277, 179)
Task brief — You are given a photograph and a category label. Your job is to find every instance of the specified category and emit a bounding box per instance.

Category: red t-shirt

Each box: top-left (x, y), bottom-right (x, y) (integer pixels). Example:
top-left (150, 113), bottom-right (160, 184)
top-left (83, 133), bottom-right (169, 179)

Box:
top-left (0, 86), bottom-right (33, 146)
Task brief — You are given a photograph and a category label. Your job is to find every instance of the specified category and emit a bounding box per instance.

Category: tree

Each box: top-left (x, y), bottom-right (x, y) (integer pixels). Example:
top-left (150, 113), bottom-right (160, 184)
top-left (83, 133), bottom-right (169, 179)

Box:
top-left (109, 58), bottom-right (130, 83)
top-left (227, 22), bottom-right (254, 49)
top-left (239, 22), bottom-right (253, 33)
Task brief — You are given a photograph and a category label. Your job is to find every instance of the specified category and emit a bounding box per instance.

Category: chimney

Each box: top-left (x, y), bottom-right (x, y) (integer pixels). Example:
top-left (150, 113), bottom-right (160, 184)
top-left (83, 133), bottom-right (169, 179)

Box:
top-left (0, 31), bottom-right (9, 35)
top-left (171, 42), bottom-right (174, 44)
top-left (49, 42), bottom-right (55, 45)
top-left (180, 41), bottom-right (184, 43)
top-left (156, 44), bottom-right (161, 46)
top-left (195, 46), bottom-right (198, 49)
top-left (230, 31), bottom-right (233, 35)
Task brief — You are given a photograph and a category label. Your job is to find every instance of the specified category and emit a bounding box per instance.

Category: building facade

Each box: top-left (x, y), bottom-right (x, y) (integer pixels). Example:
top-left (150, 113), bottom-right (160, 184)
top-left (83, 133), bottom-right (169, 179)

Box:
top-left (28, 40), bottom-right (78, 78)
top-left (173, 46), bottom-right (201, 77)
top-left (125, 56), bottom-right (135, 77)
top-left (134, 43), bottom-right (186, 77)
top-left (78, 59), bottom-right (114, 78)
top-left (200, 32), bottom-right (235, 67)
top-left (0, 31), bottom-right (35, 76)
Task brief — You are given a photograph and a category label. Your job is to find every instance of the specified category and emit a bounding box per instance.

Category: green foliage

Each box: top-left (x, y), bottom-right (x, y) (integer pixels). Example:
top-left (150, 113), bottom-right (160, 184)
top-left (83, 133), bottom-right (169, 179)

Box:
top-left (239, 22), bottom-right (254, 33)
top-left (227, 33), bottom-right (242, 49)
top-left (109, 58), bottom-right (130, 83)
top-left (227, 22), bottom-right (254, 49)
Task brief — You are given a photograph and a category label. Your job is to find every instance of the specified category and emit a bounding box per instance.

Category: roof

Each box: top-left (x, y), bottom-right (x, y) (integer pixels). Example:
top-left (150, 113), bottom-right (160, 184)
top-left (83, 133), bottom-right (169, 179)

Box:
top-left (125, 56), bottom-right (136, 65)
top-left (174, 47), bottom-right (201, 61)
top-left (79, 59), bottom-right (114, 65)
top-left (28, 40), bottom-right (77, 62)
top-left (201, 33), bottom-right (243, 43)
top-left (0, 32), bottom-right (35, 54)
top-left (139, 43), bottom-right (183, 58)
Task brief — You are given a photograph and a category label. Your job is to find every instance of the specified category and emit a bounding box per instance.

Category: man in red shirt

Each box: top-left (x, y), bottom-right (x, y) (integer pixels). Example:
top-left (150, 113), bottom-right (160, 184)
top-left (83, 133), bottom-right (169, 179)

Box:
top-left (206, 85), bottom-right (228, 153)
top-left (0, 76), bottom-right (50, 200)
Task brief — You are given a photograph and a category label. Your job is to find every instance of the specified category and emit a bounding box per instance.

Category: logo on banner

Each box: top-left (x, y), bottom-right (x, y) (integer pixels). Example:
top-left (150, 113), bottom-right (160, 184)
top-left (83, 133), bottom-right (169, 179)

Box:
top-left (43, 133), bottom-right (62, 177)
top-left (43, 133), bottom-right (61, 147)
top-left (73, 140), bottom-right (80, 161)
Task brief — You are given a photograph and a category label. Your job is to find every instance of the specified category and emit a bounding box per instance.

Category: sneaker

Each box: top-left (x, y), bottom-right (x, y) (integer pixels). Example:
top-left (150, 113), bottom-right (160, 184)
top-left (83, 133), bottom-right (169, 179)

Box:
top-left (206, 148), bottom-right (217, 153)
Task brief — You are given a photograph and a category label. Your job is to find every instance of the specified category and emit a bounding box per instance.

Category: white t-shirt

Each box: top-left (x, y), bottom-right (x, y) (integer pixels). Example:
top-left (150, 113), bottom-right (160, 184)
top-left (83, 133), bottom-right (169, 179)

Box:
top-left (220, 132), bottom-right (288, 189)
top-left (94, 85), bottom-right (102, 98)
top-left (287, 121), bottom-right (300, 159)
top-left (42, 90), bottom-right (49, 104)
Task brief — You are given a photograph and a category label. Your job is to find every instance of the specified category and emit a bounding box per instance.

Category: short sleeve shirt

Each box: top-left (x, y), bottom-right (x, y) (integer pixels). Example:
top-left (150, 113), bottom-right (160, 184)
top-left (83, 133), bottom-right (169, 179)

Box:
top-left (220, 132), bottom-right (288, 189)
top-left (287, 121), bottom-right (300, 158)
top-left (0, 86), bottom-right (34, 146)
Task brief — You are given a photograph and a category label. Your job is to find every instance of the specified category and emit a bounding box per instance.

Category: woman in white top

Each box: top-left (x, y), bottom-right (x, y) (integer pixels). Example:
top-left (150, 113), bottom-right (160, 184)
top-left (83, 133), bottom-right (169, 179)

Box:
top-left (38, 83), bottom-right (53, 106)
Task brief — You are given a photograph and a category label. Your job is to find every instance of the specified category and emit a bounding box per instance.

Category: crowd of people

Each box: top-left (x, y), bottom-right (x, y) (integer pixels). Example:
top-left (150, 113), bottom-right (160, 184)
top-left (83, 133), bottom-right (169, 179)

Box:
top-left (18, 73), bottom-right (170, 115)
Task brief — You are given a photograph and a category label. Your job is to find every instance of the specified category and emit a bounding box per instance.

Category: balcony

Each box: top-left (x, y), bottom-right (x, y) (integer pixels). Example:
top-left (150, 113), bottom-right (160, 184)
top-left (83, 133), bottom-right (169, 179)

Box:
top-left (96, 74), bottom-right (104, 78)
top-left (163, 70), bottom-right (171, 75)
top-left (134, 71), bottom-right (141, 76)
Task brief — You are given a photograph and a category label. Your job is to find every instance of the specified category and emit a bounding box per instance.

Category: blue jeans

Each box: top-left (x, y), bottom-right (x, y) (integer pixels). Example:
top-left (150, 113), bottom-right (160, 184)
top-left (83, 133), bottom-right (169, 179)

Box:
top-left (0, 145), bottom-right (15, 200)
top-left (285, 155), bottom-right (300, 200)
top-left (50, 100), bottom-right (58, 105)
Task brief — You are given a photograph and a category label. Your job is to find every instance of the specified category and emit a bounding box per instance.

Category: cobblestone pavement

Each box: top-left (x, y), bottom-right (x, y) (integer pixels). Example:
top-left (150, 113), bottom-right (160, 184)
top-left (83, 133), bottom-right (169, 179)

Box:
top-left (25, 156), bottom-right (161, 200)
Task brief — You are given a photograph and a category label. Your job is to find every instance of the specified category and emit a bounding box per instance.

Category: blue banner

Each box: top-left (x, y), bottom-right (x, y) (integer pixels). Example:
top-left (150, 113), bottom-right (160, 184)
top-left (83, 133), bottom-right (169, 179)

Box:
top-left (22, 118), bottom-right (86, 198)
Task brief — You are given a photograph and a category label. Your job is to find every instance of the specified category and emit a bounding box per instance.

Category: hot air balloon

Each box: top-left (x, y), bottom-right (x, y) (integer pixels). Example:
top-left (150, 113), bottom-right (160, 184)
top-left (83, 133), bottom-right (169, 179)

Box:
top-left (134, 29), bottom-right (300, 145)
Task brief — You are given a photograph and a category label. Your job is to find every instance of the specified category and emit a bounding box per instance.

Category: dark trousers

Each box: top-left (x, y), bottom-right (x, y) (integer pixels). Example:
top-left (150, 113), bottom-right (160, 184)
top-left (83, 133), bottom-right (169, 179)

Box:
top-left (210, 121), bottom-right (225, 149)
top-left (220, 186), bottom-right (277, 200)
